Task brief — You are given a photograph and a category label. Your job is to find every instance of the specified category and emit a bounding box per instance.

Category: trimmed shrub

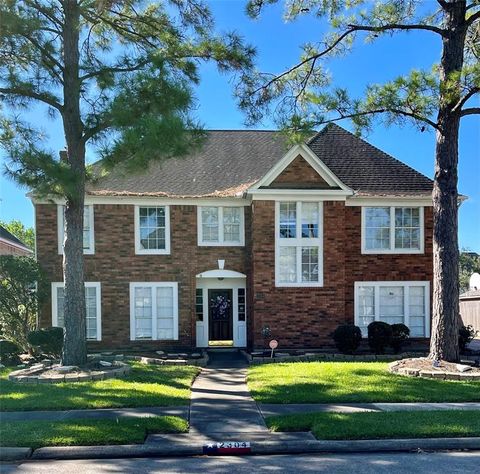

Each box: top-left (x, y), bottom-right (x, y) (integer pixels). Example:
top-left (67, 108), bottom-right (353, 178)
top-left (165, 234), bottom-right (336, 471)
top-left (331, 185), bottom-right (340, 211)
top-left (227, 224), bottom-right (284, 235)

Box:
top-left (0, 339), bottom-right (21, 365)
top-left (390, 323), bottom-right (410, 353)
top-left (27, 327), bottom-right (64, 358)
top-left (331, 324), bottom-right (363, 354)
top-left (368, 321), bottom-right (393, 354)
top-left (459, 325), bottom-right (478, 352)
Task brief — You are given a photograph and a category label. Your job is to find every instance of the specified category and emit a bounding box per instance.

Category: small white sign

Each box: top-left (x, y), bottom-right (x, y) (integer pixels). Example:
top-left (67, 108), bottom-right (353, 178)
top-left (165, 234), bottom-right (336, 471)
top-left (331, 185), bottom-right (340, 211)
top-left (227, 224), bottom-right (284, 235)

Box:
top-left (269, 339), bottom-right (278, 349)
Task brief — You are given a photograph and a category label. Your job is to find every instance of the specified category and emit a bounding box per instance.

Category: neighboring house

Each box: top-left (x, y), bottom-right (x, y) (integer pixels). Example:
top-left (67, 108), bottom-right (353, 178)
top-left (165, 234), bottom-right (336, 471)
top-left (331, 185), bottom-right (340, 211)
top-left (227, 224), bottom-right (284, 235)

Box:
top-left (460, 273), bottom-right (480, 334)
top-left (0, 225), bottom-right (33, 256)
top-left (33, 124), bottom-right (438, 350)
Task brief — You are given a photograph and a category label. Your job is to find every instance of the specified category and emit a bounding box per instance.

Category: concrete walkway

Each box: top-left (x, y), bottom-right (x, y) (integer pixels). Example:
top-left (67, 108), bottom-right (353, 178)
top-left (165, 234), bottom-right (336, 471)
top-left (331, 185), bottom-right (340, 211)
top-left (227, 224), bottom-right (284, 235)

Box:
top-left (188, 351), bottom-right (267, 436)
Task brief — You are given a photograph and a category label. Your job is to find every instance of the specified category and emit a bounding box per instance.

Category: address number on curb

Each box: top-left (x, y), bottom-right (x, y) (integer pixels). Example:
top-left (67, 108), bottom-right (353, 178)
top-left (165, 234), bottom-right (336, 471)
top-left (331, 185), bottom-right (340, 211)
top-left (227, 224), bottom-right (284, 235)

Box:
top-left (203, 441), bottom-right (251, 455)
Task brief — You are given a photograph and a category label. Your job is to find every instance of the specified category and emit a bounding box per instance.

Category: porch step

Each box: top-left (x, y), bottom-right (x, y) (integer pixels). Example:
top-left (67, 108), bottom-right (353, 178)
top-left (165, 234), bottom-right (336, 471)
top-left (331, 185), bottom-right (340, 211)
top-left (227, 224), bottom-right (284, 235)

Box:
top-left (207, 347), bottom-right (240, 353)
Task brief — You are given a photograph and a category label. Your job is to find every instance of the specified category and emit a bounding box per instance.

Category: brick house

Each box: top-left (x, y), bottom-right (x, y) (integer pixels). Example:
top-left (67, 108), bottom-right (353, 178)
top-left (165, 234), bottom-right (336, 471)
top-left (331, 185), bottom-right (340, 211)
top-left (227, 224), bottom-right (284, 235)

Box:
top-left (0, 225), bottom-right (33, 256)
top-left (34, 124), bottom-right (436, 351)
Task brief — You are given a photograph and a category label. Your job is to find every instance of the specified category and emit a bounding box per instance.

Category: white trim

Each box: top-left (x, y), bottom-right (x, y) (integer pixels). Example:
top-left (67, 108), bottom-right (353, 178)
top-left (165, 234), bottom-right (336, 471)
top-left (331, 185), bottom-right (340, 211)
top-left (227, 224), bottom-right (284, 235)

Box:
top-left (347, 197), bottom-right (433, 207)
top-left (354, 281), bottom-right (430, 337)
top-left (249, 189), bottom-right (351, 201)
top-left (129, 282), bottom-right (179, 341)
top-left (361, 206), bottom-right (424, 254)
top-left (35, 196), bottom-right (251, 206)
top-left (275, 201), bottom-right (324, 287)
top-left (197, 206), bottom-right (245, 247)
top-left (57, 204), bottom-right (95, 255)
top-left (51, 281), bottom-right (102, 341)
top-left (196, 269), bottom-right (247, 279)
top-left (134, 205), bottom-right (171, 255)
top-left (250, 144), bottom-right (352, 192)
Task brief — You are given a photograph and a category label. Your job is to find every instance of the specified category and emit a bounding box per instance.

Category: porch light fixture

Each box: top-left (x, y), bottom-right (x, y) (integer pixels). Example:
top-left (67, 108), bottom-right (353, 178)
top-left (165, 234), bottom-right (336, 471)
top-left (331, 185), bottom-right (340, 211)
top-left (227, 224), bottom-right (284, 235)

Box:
top-left (218, 259), bottom-right (225, 270)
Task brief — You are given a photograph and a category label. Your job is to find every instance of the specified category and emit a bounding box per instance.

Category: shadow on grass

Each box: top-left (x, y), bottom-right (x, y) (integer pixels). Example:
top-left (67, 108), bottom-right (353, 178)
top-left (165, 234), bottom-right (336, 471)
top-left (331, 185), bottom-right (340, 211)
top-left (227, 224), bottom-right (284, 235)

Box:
top-left (0, 363), bottom-right (199, 411)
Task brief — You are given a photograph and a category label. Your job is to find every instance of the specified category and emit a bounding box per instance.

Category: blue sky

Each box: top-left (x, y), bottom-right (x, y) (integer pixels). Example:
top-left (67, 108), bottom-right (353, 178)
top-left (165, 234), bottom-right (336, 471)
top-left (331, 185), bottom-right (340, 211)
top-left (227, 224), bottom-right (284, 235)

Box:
top-left (1, 1), bottom-right (479, 250)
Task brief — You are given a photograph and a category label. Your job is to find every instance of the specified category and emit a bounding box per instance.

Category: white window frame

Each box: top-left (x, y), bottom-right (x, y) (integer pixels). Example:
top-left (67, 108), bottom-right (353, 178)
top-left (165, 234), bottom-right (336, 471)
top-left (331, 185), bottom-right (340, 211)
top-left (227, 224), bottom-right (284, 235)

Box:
top-left (129, 282), bottom-right (179, 341)
top-left (361, 206), bottom-right (424, 254)
top-left (51, 282), bottom-right (102, 341)
top-left (197, 206), bottom-right (245, 246)
top-left (275, 201), bottom-right (324, 287)
top-left (57, 204), bottom-right (95, 255)
top-left (354, 281), bottom-right (430, 337)
top-left (134, 205), bottom-right (171, 255)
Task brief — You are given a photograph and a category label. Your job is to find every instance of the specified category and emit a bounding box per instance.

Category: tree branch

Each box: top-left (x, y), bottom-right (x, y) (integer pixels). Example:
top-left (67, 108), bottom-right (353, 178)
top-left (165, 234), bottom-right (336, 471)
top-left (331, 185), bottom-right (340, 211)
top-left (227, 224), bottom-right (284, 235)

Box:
top-left (460, 107), bottom-right (480, 116)
top-left (0, 87), bottom-right (63, 111)
top-left (466, 9), bottom-right (480, 26)
top-left (452, 87), bottom-right (480, 113)
top-left (80, 59), bottom-right (149, 82)
top-left (324, 108), bottom-right (440, 130)
top-left (251, 21), bottom-right (446, 96)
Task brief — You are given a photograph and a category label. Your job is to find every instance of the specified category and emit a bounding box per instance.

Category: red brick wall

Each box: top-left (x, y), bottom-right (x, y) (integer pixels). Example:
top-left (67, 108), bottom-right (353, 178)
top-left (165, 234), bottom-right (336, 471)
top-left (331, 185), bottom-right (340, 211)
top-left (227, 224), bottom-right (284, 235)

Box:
top-left (36, 200), bottom-right (433, 350)
top-left (270, 156), bottom-right (331, 188)
top-left (36, 203), bottom-right (249, 350)
top-left (250, 202), bottom-right (433, 349)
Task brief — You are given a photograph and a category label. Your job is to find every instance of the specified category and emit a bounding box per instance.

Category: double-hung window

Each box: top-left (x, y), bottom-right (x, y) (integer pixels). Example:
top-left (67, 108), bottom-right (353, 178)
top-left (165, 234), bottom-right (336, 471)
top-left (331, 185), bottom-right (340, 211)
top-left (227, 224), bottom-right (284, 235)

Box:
top-left (276, 201), bottom-right (323, 286)
top-left (134, 206), bottom-right (170, 254)
top-left (57, 205), bottom-right (95, 254)
top-left (52, 282), bottom-right (101, 341)
top-left (197, 206), bottom-right (244, 246)
top-left (355, 281), bottom-right (430, 337)
top-left (362, 206), bottom-right (424, 253)
top-left (130, 282), bottom-right (178, 340)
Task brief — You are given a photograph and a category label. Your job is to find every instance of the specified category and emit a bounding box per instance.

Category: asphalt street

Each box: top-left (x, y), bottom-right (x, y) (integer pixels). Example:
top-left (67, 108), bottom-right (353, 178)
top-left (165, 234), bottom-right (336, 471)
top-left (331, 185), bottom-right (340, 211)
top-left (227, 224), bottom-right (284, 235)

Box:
top-left (2, 451), bottom-right (480, 473)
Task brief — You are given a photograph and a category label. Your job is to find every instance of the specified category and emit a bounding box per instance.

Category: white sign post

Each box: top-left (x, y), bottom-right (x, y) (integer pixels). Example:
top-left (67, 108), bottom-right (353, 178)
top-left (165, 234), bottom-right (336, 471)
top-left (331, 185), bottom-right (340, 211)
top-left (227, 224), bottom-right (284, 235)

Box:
top-left (269, 339), bottom-right (278, 358)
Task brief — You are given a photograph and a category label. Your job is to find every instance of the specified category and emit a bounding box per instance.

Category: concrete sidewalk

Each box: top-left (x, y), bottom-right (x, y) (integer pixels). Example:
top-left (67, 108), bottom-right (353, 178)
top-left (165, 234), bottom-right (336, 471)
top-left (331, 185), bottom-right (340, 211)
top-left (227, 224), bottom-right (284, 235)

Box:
top-left (260, 402), bottom-right (480, 417)
top-left (0, 406), bottom-right (188, 422)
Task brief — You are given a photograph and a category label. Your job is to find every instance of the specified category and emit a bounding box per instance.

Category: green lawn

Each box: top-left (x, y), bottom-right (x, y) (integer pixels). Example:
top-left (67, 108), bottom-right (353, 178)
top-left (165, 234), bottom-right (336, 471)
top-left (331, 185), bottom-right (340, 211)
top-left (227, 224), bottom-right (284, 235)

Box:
top-left (266, 411), bottom-right (480, 440)
top-left (0, 363), bottom-right (199, 411)
top-left (0, 416), bottom-right (188, 448)
top-left (248, 362), bottom-right (480, 403)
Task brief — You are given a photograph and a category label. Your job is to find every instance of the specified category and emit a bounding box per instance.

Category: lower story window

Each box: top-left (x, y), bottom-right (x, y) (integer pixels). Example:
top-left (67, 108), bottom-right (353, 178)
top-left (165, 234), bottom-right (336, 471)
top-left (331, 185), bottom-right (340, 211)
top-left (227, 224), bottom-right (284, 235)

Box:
top-left (52, 282), bottom-right (101, 341)
top-left (130, 282), bottom-right (179, 341)
top-left (355, 281), bottom-right (430, 337)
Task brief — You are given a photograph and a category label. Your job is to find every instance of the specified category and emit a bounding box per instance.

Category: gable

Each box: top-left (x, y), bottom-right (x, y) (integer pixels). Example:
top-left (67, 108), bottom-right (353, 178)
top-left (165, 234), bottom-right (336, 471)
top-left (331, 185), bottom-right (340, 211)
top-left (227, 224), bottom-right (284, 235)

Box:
top-left (268, 155), bottom-right (333, 189)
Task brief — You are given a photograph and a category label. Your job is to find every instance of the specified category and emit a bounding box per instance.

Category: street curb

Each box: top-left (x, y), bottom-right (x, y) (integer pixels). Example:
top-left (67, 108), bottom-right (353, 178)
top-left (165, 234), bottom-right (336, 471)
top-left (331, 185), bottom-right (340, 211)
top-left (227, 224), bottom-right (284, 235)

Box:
top-left (0, 447), bottom-right (32, 461)
top-left (9, 437), bottom-right (479, 461)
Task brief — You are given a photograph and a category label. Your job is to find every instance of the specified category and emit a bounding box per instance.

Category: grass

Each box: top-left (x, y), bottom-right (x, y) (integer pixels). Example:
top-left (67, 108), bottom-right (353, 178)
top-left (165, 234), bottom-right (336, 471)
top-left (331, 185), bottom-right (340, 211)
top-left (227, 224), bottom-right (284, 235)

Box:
top-left (266, 410), bottom-right (480, 440)
top-left (0, 363), bottom-right (199, 411)
top-left (0, 416), bottom-right (188, 448)
top-left (248, 361), bottom-right (480, 404)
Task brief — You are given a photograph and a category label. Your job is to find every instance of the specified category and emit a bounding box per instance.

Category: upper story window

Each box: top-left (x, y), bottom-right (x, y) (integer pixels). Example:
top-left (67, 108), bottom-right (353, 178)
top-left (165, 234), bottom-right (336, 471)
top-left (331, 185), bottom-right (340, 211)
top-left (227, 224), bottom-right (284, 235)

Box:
top-left (197, 206), bottom-right (245, 246)
top-left (52, 282), bottom-right (101, 341)
top-left (57, 205), bottom-right (95, 255)
top-left (362, 206), bottom-right (424, 254)
top-left (276, 201), bottom-right (323, 287)
top-left (134, 206), bottom-right (171, 255)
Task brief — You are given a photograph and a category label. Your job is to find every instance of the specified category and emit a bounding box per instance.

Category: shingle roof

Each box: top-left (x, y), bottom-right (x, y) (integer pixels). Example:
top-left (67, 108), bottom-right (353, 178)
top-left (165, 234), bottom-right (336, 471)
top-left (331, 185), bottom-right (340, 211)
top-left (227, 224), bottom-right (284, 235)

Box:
top-left (307, 124), bottom-right (434, 196)
top-left (88, 124), bottom-right (433, 198)
top-left (0, 225), bottom-right (31, 250)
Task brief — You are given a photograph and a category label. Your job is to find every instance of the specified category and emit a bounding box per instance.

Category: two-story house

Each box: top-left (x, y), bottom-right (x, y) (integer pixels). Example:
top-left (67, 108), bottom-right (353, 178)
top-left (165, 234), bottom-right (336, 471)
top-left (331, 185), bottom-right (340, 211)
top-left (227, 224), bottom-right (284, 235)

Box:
top-left (34, 124), bottom-right (434, 351)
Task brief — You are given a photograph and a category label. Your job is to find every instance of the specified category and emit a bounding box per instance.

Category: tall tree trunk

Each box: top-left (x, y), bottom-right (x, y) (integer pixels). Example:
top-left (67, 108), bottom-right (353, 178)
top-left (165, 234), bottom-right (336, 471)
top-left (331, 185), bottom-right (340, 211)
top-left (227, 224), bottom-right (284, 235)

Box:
top-left (429, 0), bottom-right (467, 362)
top-left (61, 0), bottom-right (87, 366)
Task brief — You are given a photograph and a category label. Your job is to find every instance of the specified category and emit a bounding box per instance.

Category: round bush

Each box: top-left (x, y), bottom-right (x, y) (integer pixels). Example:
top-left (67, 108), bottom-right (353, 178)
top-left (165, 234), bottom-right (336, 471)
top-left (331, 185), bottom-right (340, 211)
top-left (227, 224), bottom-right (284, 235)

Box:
top-left (331, 324), bottom-right (363, 354)
top-left (0, 339), bottom-right (21, 365)
top-left (368, 321), bottom-right (393, 354)
top-left (459, 325), bottom-right (478, 352)
top-left (390, 323), bottom-right (410, 353)
top-left (27, 327), bottom-right (64, 358)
